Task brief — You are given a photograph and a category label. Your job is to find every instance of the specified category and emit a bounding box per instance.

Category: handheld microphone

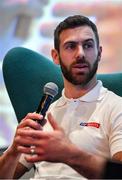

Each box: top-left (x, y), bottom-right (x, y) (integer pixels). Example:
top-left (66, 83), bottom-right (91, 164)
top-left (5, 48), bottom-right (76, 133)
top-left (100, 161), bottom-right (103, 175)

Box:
top-left (36, 82), bottom-right (58, 125)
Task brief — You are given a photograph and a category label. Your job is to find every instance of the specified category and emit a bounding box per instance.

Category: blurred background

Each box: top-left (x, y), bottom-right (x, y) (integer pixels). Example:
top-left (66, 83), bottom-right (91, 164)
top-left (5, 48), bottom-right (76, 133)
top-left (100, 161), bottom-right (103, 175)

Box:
top-left (0, 0), bottom-right (122, 150)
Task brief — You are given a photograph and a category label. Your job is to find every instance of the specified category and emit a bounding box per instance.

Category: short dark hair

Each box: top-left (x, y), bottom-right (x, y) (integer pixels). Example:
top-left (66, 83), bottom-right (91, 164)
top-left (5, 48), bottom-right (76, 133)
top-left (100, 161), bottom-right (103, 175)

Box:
top-left (54, 15), bottom-right (99, 52)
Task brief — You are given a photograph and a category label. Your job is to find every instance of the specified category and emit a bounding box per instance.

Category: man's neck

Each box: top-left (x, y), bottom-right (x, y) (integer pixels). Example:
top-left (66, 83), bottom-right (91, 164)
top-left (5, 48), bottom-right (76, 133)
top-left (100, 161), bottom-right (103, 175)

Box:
top-left (64, 77), bottom-right (98, 99)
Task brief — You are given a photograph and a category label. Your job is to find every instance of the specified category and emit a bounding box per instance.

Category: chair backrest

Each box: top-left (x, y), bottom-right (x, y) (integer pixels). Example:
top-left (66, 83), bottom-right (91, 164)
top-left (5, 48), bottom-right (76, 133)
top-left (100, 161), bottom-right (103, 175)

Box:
top-left (2, 47), bottom-right (122, 122)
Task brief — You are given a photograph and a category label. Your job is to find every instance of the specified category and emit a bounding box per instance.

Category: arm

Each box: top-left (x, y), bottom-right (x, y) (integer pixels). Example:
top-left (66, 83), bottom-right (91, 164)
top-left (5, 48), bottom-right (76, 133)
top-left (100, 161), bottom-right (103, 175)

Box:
top-left (0, 113), bottom-right (42, 179)
top-left (64, 146), bottom-right (106, 179)
top-left (0, 146), bottom-right (28, 179)
top-left (0, 147), bottom-right (21, 179)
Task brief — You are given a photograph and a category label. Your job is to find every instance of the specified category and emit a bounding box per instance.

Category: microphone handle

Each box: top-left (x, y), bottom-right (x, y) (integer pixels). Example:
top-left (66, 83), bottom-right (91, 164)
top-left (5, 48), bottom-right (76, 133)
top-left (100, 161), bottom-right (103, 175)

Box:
top-left (36, 94), bottom-right (53, 126)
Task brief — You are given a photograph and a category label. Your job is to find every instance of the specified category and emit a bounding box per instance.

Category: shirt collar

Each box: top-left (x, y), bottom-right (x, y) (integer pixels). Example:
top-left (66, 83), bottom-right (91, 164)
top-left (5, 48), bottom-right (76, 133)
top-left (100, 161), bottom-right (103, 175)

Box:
top-left (56, 80), bottom-right (108, 107)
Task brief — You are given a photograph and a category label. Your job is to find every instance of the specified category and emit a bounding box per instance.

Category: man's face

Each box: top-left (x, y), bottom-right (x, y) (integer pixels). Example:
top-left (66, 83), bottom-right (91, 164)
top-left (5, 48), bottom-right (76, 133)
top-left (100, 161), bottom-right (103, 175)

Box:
top-left (57, 26), bottom-right (102, 86)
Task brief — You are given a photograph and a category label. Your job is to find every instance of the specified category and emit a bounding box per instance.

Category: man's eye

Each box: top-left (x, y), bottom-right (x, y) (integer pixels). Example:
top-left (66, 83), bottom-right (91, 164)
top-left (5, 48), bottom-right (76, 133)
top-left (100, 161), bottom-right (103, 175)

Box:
top-left (83, 43), bottom-right (93, 49)
top-left (66, 43), bottom-right (76, 49)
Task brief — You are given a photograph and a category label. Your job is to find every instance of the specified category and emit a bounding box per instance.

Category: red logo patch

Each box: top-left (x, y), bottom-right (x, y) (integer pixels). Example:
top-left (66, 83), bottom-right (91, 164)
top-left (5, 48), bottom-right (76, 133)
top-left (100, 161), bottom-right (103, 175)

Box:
top-left (80, 122), bottom-right (100, 128)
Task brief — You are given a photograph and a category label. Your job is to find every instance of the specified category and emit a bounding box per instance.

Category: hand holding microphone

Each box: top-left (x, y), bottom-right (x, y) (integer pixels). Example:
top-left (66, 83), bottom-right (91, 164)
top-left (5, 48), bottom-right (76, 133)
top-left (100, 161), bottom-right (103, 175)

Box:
top-left (30, 82), bottom-right (58, 155)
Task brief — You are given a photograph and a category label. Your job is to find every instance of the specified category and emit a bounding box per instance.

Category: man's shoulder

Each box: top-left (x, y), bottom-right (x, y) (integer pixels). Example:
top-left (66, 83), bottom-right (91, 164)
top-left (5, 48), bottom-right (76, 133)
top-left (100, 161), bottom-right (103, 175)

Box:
top-left (103, 89), bottom-right (122, 113)
top-left (106, 89), bottom-right (122, 102)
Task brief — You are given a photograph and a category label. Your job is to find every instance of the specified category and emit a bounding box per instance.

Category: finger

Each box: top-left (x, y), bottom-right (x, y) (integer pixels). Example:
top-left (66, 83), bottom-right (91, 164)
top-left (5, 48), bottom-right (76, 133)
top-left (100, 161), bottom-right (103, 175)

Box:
top-left (25, 154), bottom-right (45, 163)
top-left (18, 113), bottom-right (44, 130)
top-left (17, 146), bottom-right (44, 155)
top-left (31, 113), bottom-right (47, 126)
top-left (18, 119), bottom-right (42, 130)
top-left (37, 118), bottom-right (47, 127)
top-left (15, 136), bottom-right (36, 146)
top-left (17, 146), bottom-right (31, 154)
top-left (17, 129), bottom-right (49, 139)
top-left (25, 112), bottom-right (43, 120)
top-left (47, 113), bottom-right (61, 130)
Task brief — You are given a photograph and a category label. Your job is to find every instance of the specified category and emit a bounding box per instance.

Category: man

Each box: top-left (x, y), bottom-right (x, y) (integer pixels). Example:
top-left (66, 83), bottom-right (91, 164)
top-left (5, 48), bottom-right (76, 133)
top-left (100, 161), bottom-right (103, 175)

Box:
top-left (1, 15), bottom-right (122, 179)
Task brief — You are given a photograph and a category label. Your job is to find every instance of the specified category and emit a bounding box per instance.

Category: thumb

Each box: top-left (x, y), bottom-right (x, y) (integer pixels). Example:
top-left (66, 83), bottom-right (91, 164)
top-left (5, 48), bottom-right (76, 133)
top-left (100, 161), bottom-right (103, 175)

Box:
top-left (47, 112), bottom-right (61, 130)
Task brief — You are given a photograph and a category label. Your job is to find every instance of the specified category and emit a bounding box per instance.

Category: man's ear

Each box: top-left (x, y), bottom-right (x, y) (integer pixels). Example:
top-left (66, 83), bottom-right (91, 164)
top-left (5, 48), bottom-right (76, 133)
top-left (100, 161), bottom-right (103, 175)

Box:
top-left (98, 46), bottom-right (102, 61)
top-left (51, 49), bottom-right (60, 65)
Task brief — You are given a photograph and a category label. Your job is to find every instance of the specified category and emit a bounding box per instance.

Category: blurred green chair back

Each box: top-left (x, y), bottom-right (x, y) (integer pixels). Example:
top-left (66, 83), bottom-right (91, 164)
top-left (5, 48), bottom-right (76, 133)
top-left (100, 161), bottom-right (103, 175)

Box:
top-left (2, 47), bottom-right (122, 122)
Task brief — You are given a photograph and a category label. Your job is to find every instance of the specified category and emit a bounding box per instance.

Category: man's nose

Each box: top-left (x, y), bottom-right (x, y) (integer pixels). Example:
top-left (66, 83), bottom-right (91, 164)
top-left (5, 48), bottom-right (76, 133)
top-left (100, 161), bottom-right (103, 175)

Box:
top-left (75, 45), bottom-right (85, 59)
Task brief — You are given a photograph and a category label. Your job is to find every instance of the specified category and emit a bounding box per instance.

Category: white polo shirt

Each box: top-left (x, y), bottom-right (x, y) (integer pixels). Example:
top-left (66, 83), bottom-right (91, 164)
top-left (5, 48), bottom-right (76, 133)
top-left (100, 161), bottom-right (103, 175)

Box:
top-left (19, 80), bottom-right (122, 179)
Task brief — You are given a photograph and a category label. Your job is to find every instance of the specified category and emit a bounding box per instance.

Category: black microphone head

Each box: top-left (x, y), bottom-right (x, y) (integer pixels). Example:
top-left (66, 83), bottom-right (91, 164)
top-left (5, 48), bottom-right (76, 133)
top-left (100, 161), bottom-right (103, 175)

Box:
top-left (44, 82), bottom-right (58, 97)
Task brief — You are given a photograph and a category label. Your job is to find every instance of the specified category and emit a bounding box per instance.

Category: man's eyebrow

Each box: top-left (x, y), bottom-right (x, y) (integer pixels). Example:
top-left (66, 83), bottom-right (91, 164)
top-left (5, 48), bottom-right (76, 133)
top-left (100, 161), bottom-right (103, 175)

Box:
top-left (63, 41), bottom-right (77, 47)
top-left (83, 38), bottom-right (94, 43)
top-left (64, 41), bottom-right (77, 45)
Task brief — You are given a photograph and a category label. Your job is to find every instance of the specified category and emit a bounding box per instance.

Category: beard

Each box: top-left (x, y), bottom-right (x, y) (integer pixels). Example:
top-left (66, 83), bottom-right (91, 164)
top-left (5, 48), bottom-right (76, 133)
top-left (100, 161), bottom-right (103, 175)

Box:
top-left (59, 56), bottom-right (99, 86)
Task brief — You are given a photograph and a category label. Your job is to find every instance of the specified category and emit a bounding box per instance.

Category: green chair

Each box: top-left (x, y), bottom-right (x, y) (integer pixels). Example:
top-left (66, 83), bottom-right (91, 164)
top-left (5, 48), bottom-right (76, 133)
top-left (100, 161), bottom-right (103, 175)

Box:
top-left (2, 47), bottom-right (122, 122)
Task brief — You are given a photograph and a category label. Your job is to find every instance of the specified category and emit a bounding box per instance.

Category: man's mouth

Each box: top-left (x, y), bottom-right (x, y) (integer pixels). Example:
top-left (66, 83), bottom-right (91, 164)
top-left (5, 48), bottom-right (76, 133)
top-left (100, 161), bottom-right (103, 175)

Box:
top-left (73, 64), bottom-right (89, 69)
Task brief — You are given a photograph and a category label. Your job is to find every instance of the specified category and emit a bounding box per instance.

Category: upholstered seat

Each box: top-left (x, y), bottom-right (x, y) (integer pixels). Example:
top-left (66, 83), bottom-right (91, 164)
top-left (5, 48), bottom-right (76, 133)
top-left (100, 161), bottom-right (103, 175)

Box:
top-left (2, 47), bottom-right (122, 122)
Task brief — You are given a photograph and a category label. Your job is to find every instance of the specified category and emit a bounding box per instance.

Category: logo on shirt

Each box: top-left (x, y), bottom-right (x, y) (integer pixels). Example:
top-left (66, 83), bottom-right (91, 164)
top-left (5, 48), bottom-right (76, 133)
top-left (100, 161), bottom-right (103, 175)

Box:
top-left (80, 122), bottom-right (100, 128)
